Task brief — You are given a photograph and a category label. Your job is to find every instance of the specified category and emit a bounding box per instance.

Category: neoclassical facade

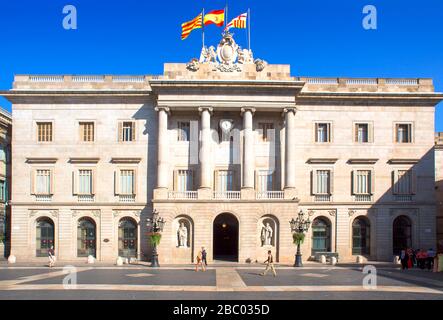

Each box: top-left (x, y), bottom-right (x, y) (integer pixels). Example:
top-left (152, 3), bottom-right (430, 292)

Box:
top-left (0, 108), bottom-right (11, 259)
top-left (2, 35), bottom-right (442, 263)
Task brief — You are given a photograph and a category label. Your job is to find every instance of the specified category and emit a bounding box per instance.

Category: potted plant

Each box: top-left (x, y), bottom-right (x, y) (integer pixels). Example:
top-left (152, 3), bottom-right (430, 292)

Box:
top-left (292, 232), bottom-right (305, 246)
top-left (148, 232), bottom-right (162, 247)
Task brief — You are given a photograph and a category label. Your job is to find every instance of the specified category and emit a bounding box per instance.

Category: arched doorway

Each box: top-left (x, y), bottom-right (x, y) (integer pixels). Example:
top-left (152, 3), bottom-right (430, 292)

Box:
top-left (393, 215), bottom-right (412, 255)
top-left (213, 213), bottom-right (239, 261)
top-left (118, 218), bottom-right (138, 258)
top-left (36, 218), bottom-right (55, 257)
top-left (311, 217), bottom-right (331, 255)
top-left (77, 218), bottom-right (96, 257)
top-left (352, 217), bottom-right (370, 255)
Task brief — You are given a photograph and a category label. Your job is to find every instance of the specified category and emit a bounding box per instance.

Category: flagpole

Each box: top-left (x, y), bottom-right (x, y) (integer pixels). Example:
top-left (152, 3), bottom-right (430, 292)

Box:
top-left (248, 8), bottom-right (251, 51)
top-left (202, 8), bottom-right (205, 48)
top-left (225, 3), bottom-right (228, 30)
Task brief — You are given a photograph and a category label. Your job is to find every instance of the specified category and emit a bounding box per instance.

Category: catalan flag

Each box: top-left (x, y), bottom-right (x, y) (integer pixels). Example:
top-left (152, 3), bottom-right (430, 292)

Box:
top-left (181, 13), bottom-right (203, 40)
top-left (225, 12), bottom-right (248, 31)
top-left (204, 9), bottom-right (225, 27)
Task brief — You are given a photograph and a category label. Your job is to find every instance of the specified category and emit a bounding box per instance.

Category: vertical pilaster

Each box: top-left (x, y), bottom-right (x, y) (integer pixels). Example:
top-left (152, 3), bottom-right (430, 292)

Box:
top-left (241, 107), bottom-right (256, 190)
top-left (198, 107), bottom-right (213, 191)
top-left (155, 107), bottom-right (170, 190)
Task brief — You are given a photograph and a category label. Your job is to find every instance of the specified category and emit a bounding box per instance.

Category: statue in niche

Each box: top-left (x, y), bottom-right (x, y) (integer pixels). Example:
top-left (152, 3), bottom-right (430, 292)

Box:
top-left (261, 222), bottom-right (273, 246)
top-left (177, 222), bottom-right (188, 248)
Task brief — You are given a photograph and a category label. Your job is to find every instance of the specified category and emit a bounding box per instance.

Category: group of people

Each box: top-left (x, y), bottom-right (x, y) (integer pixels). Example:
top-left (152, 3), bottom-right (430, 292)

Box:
top-left (398, 248), bottom-right (437, 271)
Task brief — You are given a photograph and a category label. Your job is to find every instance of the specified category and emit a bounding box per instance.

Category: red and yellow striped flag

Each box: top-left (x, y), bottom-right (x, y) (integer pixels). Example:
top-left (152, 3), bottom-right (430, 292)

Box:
top-left (181, 13), bottom-right (202, 40)
top-left (204, 9), bottom-right (225, 27)
top-left (225, 13), bottom-right (247, 31)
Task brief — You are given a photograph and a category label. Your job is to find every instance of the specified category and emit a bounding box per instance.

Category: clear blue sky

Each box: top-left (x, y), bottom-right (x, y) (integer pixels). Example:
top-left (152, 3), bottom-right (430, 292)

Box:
top-left (0, 0), bottom-right (442, 130)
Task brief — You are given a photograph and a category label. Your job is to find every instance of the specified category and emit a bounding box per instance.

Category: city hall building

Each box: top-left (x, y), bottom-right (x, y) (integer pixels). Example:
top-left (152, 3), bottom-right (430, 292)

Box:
top-left (2, 33), bottom-right (442, 264)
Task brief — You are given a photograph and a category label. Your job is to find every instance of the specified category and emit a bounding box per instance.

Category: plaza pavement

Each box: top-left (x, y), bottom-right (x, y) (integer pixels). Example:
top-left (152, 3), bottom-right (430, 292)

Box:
top-left (0, 261), bottom-right (442, 300)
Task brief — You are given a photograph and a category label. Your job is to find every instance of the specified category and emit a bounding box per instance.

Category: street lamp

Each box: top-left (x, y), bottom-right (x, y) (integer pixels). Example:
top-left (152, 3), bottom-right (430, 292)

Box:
top-left (290, 210), bottom-right (311, 267)
top-left (146, 209), bottom-right (166, 268)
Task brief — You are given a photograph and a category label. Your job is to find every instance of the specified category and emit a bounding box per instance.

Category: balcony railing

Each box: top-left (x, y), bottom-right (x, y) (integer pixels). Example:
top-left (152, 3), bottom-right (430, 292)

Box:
top-left (78, 195), bottom-right (95, 203)
top-left (394, 195), bottom-right (413, 202)
top-left (119, 194), bottom-right (136, 203)
top-left (35, 195), bottom-right (52, 202)
top-left (314, 194), bottom-right (332, 202)
top-left (168, 191), bottom-right (198, 200)
top-left (354, 194), bottom-right (373, 202)
top-left (213, 191), bottom-right (241, 200)
top-left (256, 191), bottom-right (284, 200)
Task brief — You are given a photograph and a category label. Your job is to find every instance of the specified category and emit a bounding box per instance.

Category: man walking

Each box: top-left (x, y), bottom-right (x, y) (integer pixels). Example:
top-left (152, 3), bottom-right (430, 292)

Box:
top-left (48, 246), bottom-right (55, 268)
top-left (261, 250), bottom-right (276, 277)
top-left (201, 247), bottom-right (208, 266)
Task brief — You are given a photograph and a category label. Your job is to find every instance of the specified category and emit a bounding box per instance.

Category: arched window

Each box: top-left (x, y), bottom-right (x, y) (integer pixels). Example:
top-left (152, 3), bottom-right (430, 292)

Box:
top-left (311, 217), bottom-right (331, 255)
top-left (36, 218), bottom-right (54, 257)
top-left (118, 218), bottom-right (137, 258)
top-left (77, 218), bottom-right (96, 257)
top-left (393, 215), bottom-right (412, 255)
top-left (352, 217), bottom-right (370, 255)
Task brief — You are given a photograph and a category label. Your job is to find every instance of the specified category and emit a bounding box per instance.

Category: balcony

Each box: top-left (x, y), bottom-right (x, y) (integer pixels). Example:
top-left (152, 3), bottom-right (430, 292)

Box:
top-left (168, 191), bottom-right (198, 200)
top-left (78, 195), bottom-right (95, 203)
top-left (35, 195), bottom-right (52, 202)
top-left (213, 191), bottom-right (241, 200)
top-left (314, 194), bottom-right (332, 202)
top-left (394, 195), bottom-right (413, 202)
top-left (119, 195), bottom-right (136, 203)
top-left (354, 194), bottom-right (373, 202)
top-left (256, 191), bottom-right (284, 200)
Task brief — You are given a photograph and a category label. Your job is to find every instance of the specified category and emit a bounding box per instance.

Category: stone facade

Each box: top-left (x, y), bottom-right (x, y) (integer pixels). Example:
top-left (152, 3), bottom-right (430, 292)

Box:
top-left (1, 38), bottom-right (443, 264)
top-left (436, 133), bottom-right (443, 252)
top-left (0, 108), bottom-right (11, 259)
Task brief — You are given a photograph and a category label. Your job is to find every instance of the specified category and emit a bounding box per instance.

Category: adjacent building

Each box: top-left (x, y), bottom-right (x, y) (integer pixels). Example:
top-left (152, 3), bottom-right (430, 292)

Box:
top-left (2, 34), bottom-right (442, 263)
top-left (0, 107), bottom-right (11, 259)
top-left (436, 132), bottom-right (443, 252)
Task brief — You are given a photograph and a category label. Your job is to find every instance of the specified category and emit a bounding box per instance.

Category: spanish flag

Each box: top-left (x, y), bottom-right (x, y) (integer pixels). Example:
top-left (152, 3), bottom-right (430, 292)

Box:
top-left (204, 9), bottom-right (225, 27)
top-left (181, 13), bottom-right (203, 40)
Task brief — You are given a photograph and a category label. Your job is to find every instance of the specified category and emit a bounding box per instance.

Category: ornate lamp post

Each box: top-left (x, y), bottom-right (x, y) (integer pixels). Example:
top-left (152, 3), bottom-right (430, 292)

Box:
top-left (146, 209), bottom-right (166, 268)
top-left (290, 210), bottom-right (311, 267)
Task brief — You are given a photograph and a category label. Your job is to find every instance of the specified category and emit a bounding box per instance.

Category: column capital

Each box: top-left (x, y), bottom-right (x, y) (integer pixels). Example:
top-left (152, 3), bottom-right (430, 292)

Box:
top-left (155, 106), bottom-right (171, 114)
top-left (241, 107), bottom-right (256, 115)
top-left (282, 107), bottom-right (297, 116)
top-left (198, 106), bottom-right (214, 115)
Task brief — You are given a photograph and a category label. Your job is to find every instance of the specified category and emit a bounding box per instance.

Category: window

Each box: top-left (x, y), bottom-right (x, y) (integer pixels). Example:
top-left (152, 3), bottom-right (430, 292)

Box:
top-left (78, 170), bottom-right (93, 195)
top-left (311, 218), bottom-right (331, 255)
top-left (80, 122), bottom-right (94, 142)
top-left (315, 123), bottom-right (331, 143)
top-left (120, 170), bottom-right (135, 195)
top-left (216, 170), bottom-right (234, 192)
top-left (258, 123), bottom-right (274, 142)
top-left (177, 121), bottom-right (190, 142)
top-left (37, 122), bottom-right (52, 142)
top-left (313, 170), bottom-right (331, 195)
top-left (257, 171), bottom-right (274, 192)
top-left (119, 121), bottom-right (135, 142)
top-left (176, 170), bottom-right (194, 192)
top-left (35, 170), bottom-right (51, 195)
top-left (393, 170), bottom-right (415, 195)
top-left (393, 216), bottom-right (412, 255)
top-left (396, 123), bottom-right (412, 143)
top-left (353, 170), bottom-right (372, 195)
top-left (352, 217), bottom-right (370, 255)
top-left (355, 123), bottom-right (370, 143)
top-left (36, 218), bottom-right (54, 257)
top-left (118, 218), bottom-right (137, 258)
top-left (0, 180), bottom-right (5, 202)
top-left (77, 218), bottom-right (96, 257)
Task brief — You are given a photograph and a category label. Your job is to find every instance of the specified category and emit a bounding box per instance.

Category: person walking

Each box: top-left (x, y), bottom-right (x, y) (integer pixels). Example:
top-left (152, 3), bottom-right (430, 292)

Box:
top-left (195, 249), bottom-right (206, 272)
top-left (48, 246), bottom-right (55, 268)
top-left (399, 249), bottom-right (409, 270)
top-left (261, 250), bottom-right (276, 277)
top-left (427, 248), bottom-right (436, 271)
top-left (201, 247), bottom-right (208, 267)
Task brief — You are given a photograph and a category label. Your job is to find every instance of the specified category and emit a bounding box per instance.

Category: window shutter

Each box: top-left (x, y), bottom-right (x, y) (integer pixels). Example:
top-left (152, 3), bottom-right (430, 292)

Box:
top-left (368, 123), bottom-right (374, 143)
top-left (351, 170), bottom-right (357, 195)
top-left (328, 170), bottom-right (334, 195)
top-left (408, 124), bottom-right (413, 143)
top-left (133, 169), bottom-right (137, 195)
top-left (392, 170), bottom-right (399, 195)
top-left (31, 169), bottom-right (35, 195)
top-left (327, 123), bottom-right (332, 142)
top-left (131, 122), bottom-right (136, 141)
top-left (411, 169), bottom-right (417, 195)
top-left (92, 169), bottom-right (96, 195)
top-left (395, 124), bottom-right (399, 143)
top-left (49, 169), bottom-right (54, 195)
top-left (72, 171), bottom-right (78, 195)
top-left (370, 170), bottom-right (375, 195)
top-left (311, 170), bottom-right (317, 195)
top-left (118, 122), bottom-right (123, 142)
top-left (314, 123), bottom-right (318, 142)
top-left (354, 125), bottom-right (358, 143)
top-left (114, 170), bottom-right (120, 195)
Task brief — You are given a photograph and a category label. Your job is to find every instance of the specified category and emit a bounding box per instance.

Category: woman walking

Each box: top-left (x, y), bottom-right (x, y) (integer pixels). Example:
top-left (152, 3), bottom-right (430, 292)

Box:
top-left (195, 249), bottom-right (206, 272)
top-left (48, 246), bottom-right (55, 268)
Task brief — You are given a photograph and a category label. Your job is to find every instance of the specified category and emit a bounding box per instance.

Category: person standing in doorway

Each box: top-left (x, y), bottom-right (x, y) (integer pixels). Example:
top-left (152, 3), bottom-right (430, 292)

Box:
top-left (201, 247), bottom-right (208, 267)
top-left (48, 246), bottom-right (55, 268)
top-left (261, 250), bottom-right (276, 277)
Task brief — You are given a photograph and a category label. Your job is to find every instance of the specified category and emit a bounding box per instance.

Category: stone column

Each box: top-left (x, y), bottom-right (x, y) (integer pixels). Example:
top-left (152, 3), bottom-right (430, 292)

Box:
top-left (241, 108), bottom-right (256, 193)
top-left (198, 107), bottom-right (213, 197)
top-left (155, 107), bottom-right (170, 191)
top-left (284, 108), bottom-right (297, 198)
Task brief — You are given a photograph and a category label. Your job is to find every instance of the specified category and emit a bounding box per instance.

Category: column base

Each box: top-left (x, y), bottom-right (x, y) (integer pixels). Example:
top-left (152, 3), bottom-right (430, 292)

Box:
top-left (198, 188), bottom-right (213, 200)
top-left (284, 188), bottom-right (298, 200)
top-left (153, 188), bottom-right (169, 200)
top-left (241, 188), bottom-right (256, 200)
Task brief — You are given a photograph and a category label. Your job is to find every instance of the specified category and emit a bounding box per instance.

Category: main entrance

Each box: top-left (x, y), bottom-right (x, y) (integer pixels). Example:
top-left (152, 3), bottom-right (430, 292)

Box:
top-left (213, 213), bottom-right (239, 262)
